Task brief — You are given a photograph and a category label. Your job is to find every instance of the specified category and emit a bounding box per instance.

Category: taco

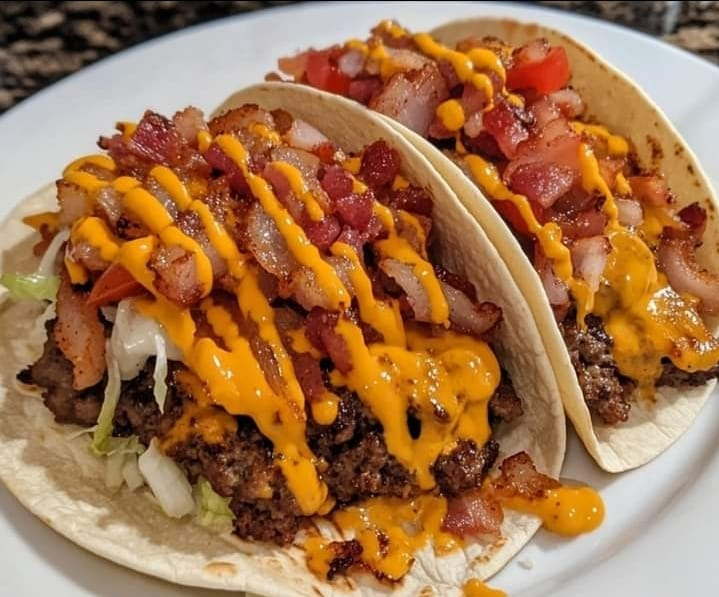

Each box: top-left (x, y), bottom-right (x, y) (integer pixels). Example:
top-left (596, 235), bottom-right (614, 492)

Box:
top-left (0, 85), bottom-right (602, 594)
top-left (272, 19), bottom-right (719, 472)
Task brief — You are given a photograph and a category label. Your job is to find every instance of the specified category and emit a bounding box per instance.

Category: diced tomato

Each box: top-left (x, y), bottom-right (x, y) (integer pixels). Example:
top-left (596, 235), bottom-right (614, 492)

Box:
top-left (507, 45), bottom-right (571, 94)
top-left (494, 199), bottom-right (545, 236)
top-left (306, 50), bottom-right (351, 95)
top-left (87, 263), bottom-right (145, 307)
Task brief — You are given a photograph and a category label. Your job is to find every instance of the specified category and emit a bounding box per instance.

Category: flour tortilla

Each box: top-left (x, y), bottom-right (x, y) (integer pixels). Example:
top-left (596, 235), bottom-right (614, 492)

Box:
top-left (0, 87), bottom-right (565, 595)
top-left (381, 18), bottom-right (719, 472)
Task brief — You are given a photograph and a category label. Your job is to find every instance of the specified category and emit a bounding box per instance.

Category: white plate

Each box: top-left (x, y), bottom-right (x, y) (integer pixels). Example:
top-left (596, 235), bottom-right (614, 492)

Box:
top-left (1, 2), bottom-right (717, 596)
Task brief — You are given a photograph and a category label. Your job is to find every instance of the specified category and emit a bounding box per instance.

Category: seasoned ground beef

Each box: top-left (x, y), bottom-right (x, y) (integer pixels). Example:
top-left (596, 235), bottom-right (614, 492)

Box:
top-left (489, 373), bottom-right (523, 424)
top-left (561, 313), bottom-right (718, 425)
top-left (21, 321), bottom-right (521, 545)
top-left (560, 314), bottom-right (634, 425)
top-left (658, 360), bottom-right (719, 388)
top-left (432, 439), bottom-right (499, 497)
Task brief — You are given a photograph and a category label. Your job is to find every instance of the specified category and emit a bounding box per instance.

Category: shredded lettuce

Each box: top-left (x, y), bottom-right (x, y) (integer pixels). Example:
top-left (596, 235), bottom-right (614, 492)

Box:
top-left (111, 299), bottom-right (181, 380)
top-left (1, 229), bottom-right (69, 301)
top-left (153, 334), bottom-right (168, 413)
top-left (138, 438), bottom-right (194, 518)
top-left (0, 274), bottom-right (59, 301)
top-left (194, 478), bottom-right (234, 532)
top-left (36, 228), bottom-right (69, 277)
top-left (90, 342), bottom-right (122, 456)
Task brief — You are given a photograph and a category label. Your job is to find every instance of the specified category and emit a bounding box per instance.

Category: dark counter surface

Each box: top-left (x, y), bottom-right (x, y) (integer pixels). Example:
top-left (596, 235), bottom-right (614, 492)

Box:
top-left (1, 1), bottom-right (717, 113)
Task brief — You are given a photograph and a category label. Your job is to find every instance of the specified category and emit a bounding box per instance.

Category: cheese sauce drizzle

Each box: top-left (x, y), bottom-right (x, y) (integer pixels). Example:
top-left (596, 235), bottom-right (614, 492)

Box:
top-left (48, 112), bottom-right (608, 582)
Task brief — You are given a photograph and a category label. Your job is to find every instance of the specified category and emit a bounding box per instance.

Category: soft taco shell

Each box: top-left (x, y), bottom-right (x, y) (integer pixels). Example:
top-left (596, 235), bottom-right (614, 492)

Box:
top-left (0, 86), bottom-right (565, 596)
top-left (381, 18), bottom-right (719, 472)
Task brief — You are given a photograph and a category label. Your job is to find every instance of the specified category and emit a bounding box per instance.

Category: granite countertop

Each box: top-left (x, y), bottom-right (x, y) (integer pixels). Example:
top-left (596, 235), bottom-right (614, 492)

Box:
top-left (1, 1), bottom-right (717, 114)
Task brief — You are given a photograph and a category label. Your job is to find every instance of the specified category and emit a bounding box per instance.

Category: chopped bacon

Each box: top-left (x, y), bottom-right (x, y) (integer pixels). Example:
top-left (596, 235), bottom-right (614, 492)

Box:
top-left (504, 121), bottom-right (581, 185)
top-left (54, 272), bottom-right (106, 390)
top-left (508, 162), bottom-right (574, 208)
top-left (483, 101), bottom-right (530, 159)
top-left (348, 77), bottom-right (383, 105)
top-left (172, 106), bottom-right (207, 145)
top-left (384, 186), bottom-right (433, 217)
top-left (208, 105), bottom-right (275, 137)
top-left (303, 216), bottom-right (341, 250)
top-left (527, 97), bottom-right (561, 130)
top-left (293, 353), bottom-right (327, 404)
top-left (306, 309), bottom-right (352, 373)
top-left (284, 119), bottom-right (330, 151)
top-left (491, 452), bottom-right (561, 500)
top-left (369, 64), bottom-right (449, 137)
top-left (148, 245), bottom-right (203, 308)
top-left (321, 165), bottom-right (354, 201)
top-left (557, 204), bottom-right (607, 240)
top-left (616, 198), bottom-right (643, 227)
top-left (675, 202), bottom-right (707, 242)
top-left (57, 180), bottom-right (90, 227)
top-left (658, 238), bottom-right (719, 314)
top-left (442, 490), bottom-right (504, 538)
top-left (95, 185), bottom-right (123, 225)
top-left (68, 240), bottom-right (109, 272)
top-left (629, 175), bottom-right (671, 207)
top-left (360, 140), bottom-right (401, 188)
top-left (570, 236), bottom-right (610, 292)
top-left (204, 144), bottom-right (249, 195)
top-left (334, 191), bottom-right (373, 231)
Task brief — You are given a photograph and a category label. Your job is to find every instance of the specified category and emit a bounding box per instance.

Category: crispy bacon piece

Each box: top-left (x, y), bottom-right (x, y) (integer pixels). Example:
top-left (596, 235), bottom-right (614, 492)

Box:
top-left (148, 245), bottom-right (203, 308)
top-left (348, 77), bottom-right (383, 104)
top-left (508, 162), bottom-right (574, 208)
top-left (442, 490), bottom-right (504, 538)
top-left (57, 180), bottom-right (90, 227)
top-left (369, 64), bottom-right (449, 137)
top-left (483, 101), bottom-right (530, 159)
top-left (657, 238), bottom-right (719, 314)
top-left (491, 452), bottom-right (561, 500)
top-left (306, 309), bottom-right (352, 374)
top-left (360, 140), bottom-right (401, 189)
top-left (54, 272), bottom-right (106, 390)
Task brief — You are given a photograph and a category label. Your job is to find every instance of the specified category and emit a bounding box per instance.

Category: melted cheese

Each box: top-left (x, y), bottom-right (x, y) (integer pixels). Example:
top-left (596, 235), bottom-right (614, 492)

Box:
top-left (464, 154), bottom-right (593, 321)
top-left (331, 320), bottom-right (497, 489)
top-left (463, 579), bottom-right (507, 597)
top-left (373, 201), bottom-right (449, 325)
top-left (329, 241), bottom-right (405, 345)
top-left (23, 211), bottom-right (59, 233)
top-left (579, 142), bottom-right (719, 394)
top-left (502, 486), bottom-right (604, 536)
top-left (269, 161), bottom-right (325, 221)
top-left (436, 99), bottom-right (466, 132)
top-left (571, 122), bottom-right (629, 157)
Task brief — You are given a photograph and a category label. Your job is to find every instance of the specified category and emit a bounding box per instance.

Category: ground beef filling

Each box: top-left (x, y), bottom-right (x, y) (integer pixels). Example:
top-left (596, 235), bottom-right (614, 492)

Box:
top-left (560, 313), bottom-right (718, 425)
top-left (20, 320), bottom-right (522, 545)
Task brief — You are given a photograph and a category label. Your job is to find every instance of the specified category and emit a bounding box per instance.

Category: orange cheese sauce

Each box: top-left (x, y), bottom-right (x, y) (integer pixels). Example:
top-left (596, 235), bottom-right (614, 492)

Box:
top-left (52, 124), bottom-right (503, 524)
top-left (463, 579), bottom-right (507, 597)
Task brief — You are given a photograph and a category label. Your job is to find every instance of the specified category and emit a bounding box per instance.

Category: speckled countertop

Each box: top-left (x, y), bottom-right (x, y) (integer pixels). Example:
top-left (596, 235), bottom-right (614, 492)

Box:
top-left (1, 1), bottom-right (717, 113)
